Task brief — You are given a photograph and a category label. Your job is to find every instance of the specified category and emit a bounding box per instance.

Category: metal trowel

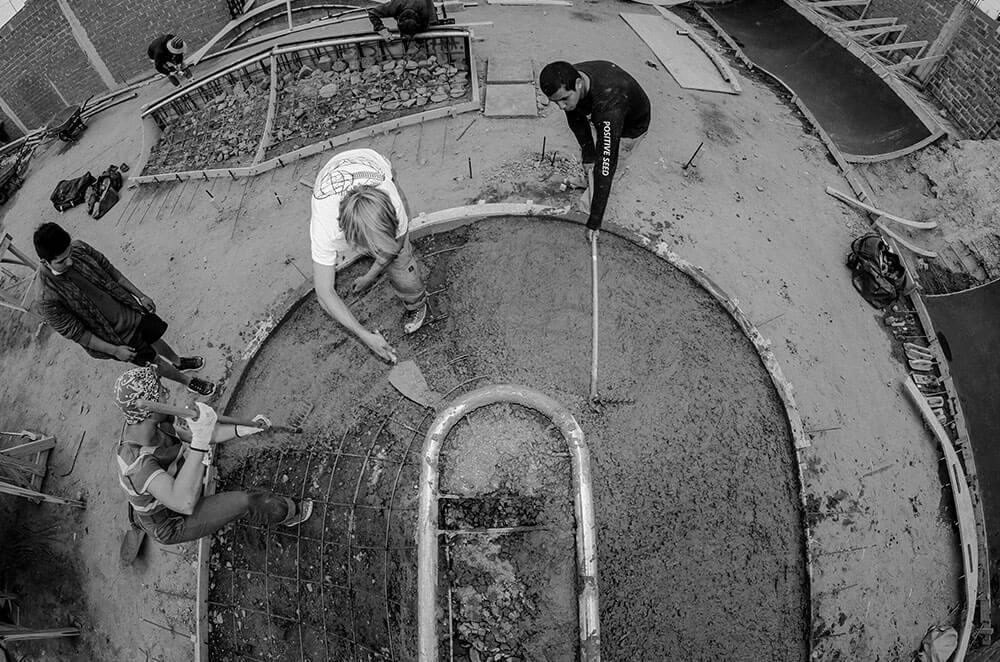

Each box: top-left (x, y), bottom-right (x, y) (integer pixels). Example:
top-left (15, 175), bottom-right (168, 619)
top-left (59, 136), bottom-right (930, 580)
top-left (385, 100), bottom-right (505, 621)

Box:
top-left (388, 360), bottom-right (442, 409)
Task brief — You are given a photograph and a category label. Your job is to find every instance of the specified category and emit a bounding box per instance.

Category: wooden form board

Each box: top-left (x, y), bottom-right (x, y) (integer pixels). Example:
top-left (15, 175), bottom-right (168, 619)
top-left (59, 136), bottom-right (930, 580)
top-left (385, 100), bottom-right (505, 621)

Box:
top-left (904, 378), bottom-right (977, 662)
top-left (621, 12), bottom-right (737, 95)
top-left (484, 83), bottom-right (538, 117)
top-left (653, 6), bottom-right (741, 92)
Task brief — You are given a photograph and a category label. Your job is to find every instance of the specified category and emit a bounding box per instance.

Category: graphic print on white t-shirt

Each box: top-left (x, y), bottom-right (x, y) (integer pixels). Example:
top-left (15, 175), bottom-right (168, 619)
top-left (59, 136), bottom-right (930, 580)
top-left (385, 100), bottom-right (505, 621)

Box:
top-left (313, 154), bottom-right (388, 200)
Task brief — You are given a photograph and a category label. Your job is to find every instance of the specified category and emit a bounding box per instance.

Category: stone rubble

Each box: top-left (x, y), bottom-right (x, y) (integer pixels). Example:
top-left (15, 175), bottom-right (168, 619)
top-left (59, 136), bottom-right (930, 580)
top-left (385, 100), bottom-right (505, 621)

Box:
top-left (146, 81), bottom-right (269, 174)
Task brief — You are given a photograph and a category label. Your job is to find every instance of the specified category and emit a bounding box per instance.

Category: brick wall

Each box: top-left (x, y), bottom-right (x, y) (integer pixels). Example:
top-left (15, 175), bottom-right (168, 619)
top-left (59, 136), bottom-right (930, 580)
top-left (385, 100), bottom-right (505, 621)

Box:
top-left (0, 0), bottom-right (231, 140)
top-left (926, 7), bottom-right (1000, 138)
top-left (865, 1), bottom-right (1000, 138)
top-left (866, 0), bottom-right (952, 43)
top-left (0, 1), bottom-right (104, 137)
top-left (68, 0), bottom-right (233, 83)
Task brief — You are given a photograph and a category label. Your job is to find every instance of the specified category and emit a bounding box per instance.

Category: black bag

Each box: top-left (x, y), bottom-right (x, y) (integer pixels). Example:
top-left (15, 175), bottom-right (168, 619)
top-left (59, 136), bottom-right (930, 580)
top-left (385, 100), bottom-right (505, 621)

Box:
top-left (50, 172), bottom-right (95, 212)
top-left (846, 234), bottom-right (909, 308)
top-left (87, 165), bottom-right (123, 219)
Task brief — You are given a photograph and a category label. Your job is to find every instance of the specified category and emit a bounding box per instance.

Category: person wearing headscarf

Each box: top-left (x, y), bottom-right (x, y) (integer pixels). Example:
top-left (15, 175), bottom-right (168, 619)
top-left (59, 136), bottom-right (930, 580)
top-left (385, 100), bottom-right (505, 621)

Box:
top-left (113, 366), bottom-right (312, 545)
top-left (147, 34), bottom-right (190, 86)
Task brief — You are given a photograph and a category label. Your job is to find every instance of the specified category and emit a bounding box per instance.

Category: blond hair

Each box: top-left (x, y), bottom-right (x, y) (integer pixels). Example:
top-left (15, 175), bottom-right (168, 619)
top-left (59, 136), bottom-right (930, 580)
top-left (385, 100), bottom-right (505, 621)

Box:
top-left (339, 185), bottom-right (400, 257)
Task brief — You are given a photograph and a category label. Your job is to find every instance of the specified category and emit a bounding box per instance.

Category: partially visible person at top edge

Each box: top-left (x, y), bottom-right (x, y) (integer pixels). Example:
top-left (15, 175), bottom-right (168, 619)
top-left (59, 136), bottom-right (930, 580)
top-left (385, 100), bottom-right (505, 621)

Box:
top-left (147, 34), bottom-right (189, 86)
top-left (310, 148), bottom-right (430, 364)
top-left (368, 0), bottom-right (436, 39)
top-left (113, 365), bottom-right (313, 545)
top-left (33, 222), bottom-right (216, 396)
top-left (539, 60), bottom-right (651, 241)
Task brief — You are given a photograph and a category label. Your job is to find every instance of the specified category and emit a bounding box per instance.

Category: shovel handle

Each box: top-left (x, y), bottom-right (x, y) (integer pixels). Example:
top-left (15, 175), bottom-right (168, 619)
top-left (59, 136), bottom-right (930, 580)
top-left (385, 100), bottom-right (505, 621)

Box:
top-left (134, 399), bottom-right (265, 429)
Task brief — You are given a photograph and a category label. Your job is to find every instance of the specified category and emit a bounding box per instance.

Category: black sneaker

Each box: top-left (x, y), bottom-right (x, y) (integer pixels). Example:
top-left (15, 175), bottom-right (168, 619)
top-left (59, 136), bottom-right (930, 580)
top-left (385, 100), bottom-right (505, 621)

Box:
top-left (402, 302), bottom-right (428, 335)
top-left (282, 499), bottom-right (314, 527)
top-left (187, 377), bottom-right (216, 397)
top-left (174, 356), bottom-right (205, 372)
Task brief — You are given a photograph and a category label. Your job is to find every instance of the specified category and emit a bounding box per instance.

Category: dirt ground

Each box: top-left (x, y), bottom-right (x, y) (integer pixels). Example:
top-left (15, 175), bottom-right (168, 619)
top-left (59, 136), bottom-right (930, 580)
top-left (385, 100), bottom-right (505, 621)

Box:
top-left (0, 2), bottom-right (966, 661)
top-left (862, 138), bottom-right (1000, 293)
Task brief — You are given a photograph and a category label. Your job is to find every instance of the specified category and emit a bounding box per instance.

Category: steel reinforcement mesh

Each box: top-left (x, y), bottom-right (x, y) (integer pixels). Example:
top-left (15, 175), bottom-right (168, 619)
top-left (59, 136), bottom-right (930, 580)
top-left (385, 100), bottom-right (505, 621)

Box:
top-left (207, 366), bottom-right (489, 662)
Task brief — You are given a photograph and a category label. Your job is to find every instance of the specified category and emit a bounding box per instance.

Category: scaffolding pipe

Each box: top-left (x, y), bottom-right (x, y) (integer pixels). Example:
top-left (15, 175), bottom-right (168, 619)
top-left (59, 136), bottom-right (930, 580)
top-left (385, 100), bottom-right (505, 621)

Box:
top-left (416, 384), bottom-right (601, 662)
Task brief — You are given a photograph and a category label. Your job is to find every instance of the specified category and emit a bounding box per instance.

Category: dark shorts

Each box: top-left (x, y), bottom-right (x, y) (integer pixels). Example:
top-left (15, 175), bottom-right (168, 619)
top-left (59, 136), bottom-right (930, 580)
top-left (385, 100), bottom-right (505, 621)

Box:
top-left (127, 312), bottom-right (167, 366)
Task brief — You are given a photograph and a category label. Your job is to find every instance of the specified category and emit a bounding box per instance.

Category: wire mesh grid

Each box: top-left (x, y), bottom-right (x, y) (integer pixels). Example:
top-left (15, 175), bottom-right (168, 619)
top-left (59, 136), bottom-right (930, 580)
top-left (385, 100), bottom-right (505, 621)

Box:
top-left (207, 362), bottom-right (489, 662)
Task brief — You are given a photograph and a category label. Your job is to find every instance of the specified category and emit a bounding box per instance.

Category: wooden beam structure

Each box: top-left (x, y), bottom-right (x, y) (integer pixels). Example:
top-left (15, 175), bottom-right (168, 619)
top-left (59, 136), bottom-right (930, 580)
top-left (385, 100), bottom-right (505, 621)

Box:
top-left (837, 17), bottom-right (898, 28)
top-left (0, 232), bottom-right (39, 318)
top-left (809, 0), bottom-right (868, 6)
top-left (867, 39), bottom-right (927, 54)
top-left (887, 53), bottom-right (945, 72)
top-left (850, 23), bottom-right (906, 39)
top-left (915, 0), bottom-right (975, 81)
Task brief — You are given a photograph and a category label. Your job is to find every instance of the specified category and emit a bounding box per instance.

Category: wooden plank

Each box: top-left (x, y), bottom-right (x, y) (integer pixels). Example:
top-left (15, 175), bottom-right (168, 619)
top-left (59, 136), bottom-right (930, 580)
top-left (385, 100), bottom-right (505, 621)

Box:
top-left (809, 0), bottom-right (867, 6)
top-left (486, 0), bottom-right (571, 4)
top-left (868, 39), bottom-right (927, 54)
top-left (875, 221), bottom-right (937, 257)
top-left (837, 17), bottom-right (898, 28)
top-left (484, 83), bottom-right (537, 117)
top-left (620, 12), bottom-right (736, 95)
top-left (1, 436), bottom-right (56, 456)
top-left (252, 52), bottom-right (279, 166)
top-left (850, 23), bottom-right (906, 38)
top-left (903, 377), bottom-right (977, 662)
top-left (487, 55), bottom-right (534, 83)
top-left (0, 480), bottom-right (85, 507)
top-left (887, 53), bottom-right (944, 72)
top-left (825, 186), bottom-right (937, 229)
top-left (0, 453), bottom-right (46, 476)
top-left (653, 6), bottom-right (741, 92)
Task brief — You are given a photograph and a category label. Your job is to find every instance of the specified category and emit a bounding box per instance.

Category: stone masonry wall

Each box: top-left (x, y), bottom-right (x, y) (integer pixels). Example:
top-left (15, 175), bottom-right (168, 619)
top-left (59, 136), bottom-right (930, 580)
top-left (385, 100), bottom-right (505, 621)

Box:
top-left (0, 0), bottom-right (232, 140)
top-left (860, 1), bottom-right (1000, 138)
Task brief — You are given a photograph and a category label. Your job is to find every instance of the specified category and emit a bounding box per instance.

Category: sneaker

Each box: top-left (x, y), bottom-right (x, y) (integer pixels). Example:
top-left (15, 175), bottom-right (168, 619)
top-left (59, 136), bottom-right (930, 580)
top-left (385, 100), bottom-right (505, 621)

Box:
top-left (186, 377), bottom-right (217, 397)
top-left (282, 499), bottom-right (314, 527)
top-left (402, 302), bottom-right (429, 335)
top-left (174, 356), bottom-right (205, 372)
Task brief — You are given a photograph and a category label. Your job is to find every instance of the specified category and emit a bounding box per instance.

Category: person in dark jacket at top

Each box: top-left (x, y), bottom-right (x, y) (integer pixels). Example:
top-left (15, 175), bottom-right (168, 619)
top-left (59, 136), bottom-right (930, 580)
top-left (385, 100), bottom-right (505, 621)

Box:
top-left (368, 0), bottom-right (437, 39)
top-left (539, 60), bottom-right (651, 241)
top-left (147, 34), bottom-right (190, 86)
top-left (32, 222), bottom-right (216, 397)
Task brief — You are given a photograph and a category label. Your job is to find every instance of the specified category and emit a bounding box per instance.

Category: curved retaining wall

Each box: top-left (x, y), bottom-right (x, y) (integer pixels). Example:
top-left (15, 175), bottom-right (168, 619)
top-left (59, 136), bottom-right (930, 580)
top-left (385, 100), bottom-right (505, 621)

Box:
top-left (195, 204), bottom-right (815, 661)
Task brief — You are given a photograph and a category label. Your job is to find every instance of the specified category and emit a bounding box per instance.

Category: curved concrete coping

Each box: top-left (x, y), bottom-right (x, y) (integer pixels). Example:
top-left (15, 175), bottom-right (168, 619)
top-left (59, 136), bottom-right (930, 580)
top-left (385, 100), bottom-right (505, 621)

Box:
top-left (415, 384), bottom-right (601, 662)
top-left (700, 3), bottom-right (988, 639)
top-left (190, 0), bottom-right (366, 66)
top-left (785, 0), bottom-right (946, 163)
top-left (131, 29), bottom-right (478, 187)
top-left (904, 377), bottom-right (978, 661)
top-left (194, 204), bottom-right (814, 661)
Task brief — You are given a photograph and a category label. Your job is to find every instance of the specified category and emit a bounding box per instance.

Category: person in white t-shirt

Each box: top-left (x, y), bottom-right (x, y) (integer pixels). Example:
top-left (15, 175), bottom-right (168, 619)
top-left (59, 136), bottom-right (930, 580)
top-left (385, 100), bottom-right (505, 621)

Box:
top-left (310, 148), bottom-right (428, 363)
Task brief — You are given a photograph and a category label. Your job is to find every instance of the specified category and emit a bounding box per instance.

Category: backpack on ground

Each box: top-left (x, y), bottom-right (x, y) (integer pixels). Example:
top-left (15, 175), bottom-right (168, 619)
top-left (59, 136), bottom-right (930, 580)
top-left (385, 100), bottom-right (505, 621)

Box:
top-left (86, 165), bottom-right (123, 219)
top-left (50, 172), bottom-right (95, 212)
top-left (845, 233), bottom-right (910, 308)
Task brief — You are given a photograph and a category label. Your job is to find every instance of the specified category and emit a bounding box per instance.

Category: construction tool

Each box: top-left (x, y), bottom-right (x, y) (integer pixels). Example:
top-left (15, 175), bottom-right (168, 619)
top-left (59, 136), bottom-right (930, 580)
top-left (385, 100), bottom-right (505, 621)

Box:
top-left (134, 399), bottom-right (312, 434)
top-left (57, 431), bottom-right (85, 477)
top-left (119, 505), bottom-right (146, 566)
top-left (589, 233), bottom-right (600, 403)
top-left (388, 360), bottom-right (443, 409)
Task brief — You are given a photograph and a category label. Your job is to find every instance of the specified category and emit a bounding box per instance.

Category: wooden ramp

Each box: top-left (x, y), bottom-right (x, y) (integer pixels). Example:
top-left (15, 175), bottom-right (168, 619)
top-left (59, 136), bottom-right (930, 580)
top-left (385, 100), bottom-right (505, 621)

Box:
top-left (621, 12), bottom-right (739, 94)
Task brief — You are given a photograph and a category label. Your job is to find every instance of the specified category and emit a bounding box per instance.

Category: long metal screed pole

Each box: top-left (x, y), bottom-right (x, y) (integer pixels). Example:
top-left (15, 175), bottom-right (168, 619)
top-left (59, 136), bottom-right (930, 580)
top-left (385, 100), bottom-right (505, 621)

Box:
top-left (589, 233), bottom-right (600, 402)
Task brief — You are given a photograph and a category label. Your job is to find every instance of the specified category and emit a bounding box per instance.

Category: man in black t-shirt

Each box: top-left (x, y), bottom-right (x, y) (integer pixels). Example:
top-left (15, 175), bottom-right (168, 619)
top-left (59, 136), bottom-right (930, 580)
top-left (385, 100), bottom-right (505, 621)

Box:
top-left (368, 0), bottom-right (437, 39)
top-left (540, 60), bottom-right (651, 240)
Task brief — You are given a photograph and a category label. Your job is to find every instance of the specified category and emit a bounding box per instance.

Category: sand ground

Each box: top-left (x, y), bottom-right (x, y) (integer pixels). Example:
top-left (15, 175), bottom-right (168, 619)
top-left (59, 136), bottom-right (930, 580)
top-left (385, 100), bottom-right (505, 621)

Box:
top-left (0, 2), bottom-right (962, 660)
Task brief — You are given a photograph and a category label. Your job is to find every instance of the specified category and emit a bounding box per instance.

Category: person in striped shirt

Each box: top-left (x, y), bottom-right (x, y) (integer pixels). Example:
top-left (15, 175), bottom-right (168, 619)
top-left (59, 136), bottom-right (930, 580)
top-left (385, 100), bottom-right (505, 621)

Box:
top-left (113, 366), bottom-right (312, 545)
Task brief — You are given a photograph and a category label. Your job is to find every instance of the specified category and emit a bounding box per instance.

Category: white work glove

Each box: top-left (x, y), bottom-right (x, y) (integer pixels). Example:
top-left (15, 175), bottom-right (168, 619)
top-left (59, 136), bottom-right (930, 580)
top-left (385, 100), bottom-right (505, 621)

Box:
top-left (186, 402), bottom-right (218, 452)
